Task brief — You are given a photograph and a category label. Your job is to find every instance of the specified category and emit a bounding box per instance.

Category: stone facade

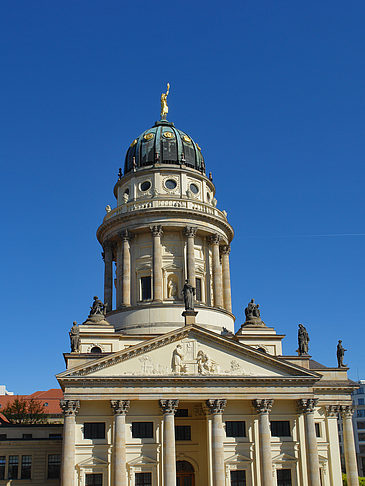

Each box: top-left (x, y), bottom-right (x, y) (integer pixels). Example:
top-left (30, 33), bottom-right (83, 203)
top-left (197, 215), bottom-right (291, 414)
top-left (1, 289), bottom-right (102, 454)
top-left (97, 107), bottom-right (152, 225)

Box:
top-left (55, 112), bottom-right (359, 486)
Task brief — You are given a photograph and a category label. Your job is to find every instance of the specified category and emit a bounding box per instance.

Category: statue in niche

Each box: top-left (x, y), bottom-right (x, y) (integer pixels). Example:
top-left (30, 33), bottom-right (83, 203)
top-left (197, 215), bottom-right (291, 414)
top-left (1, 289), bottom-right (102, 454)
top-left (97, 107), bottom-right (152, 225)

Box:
top-left (197, 350), bottom-right (215, 374)
top-left (123, 192), bottom-right (129, 203)
top-left (69, 321), bottom-right (80, 353)
top-left (90, 296), bottom-right (106, 316)
top-left (182, 279), bottom-right (195, 310)
top-left (297, 324), bottom-right (309, 356)
top-left (243, 298), bottom-right (265, 327)
top-left (167, 276), bottom-right (178, 298)
top-left (172, 345), bottom-right (186, 374)
top-left (337, 340), bottom-right (347, 368)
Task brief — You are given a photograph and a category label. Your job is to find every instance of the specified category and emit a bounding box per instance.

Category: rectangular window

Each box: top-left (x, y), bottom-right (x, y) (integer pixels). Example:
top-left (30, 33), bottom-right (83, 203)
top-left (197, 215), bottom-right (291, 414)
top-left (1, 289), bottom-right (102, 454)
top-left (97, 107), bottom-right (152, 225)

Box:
top-left (357, 422), bottom-right (365, 430)
top-left (195, 278), bottom-right (202, 301)
top-left (85, 473), bottom-right (103, 486)
top-left (0, 457), bottom-right (5, 480)
top-left (22, 433), bottom-right (32, 439)
top-left (270, 421), bottom-right (291, 437)
top-left (358, 433), bottom-right (365, 441)
top-left (358, 410), bottom-right (365, 418)
top-left (277, 469), bottom-right (292, 486)
top-left (132, 422), bottom-right (154, 439)
top-left (226, 421), bottom-right (246, 438)
top-left (175, 425), bottom-right (191, 440)
top-left (135, 472), bottom-right (152, 486)
top-left (21, 455), bottom-right (32, 479)
top-left (49, 433), bottom-right (62, 439)
top-left (175, 409), bottom-right (189, 417)
top-left (8, 455), bottom-right (19, 480)
top-left (0, 434), bottom-right (6, 440)
top-left (84, 422), bottom-right (105, 439)
top-left (141, 276), bottom-right (152, 301)
top-left (315, 423), bottom-right (321, 437)
top-left (359, 399), bottom-right (365, 405)
top-left (48, 454), bottom-right (61, 479)
top-left (230, 470), bottom-right (246, 486)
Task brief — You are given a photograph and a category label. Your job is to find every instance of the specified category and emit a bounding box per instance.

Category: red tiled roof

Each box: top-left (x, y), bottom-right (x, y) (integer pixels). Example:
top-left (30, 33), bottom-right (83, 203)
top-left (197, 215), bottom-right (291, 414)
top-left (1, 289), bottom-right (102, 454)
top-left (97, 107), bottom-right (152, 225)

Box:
top-left (0, 389), bottom-right (63, 415)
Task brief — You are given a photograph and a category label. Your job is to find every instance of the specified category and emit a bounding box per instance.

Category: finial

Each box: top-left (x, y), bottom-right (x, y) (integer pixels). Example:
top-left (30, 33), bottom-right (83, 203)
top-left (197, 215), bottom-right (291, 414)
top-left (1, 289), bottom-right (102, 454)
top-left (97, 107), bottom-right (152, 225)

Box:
top-left (209, 172), bottom-right (213, 181)
top-left (160, 83), bottom-right (170, 120)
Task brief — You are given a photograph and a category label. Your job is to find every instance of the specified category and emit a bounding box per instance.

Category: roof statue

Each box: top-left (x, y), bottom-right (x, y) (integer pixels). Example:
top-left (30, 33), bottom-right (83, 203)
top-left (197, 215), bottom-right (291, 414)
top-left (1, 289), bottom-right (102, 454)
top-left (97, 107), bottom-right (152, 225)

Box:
top-left (242, 299), bottom-right (266, 327)
top-left (82, 296), bottom-right (110, 326)
top-left (160, 83), bottom-right (170, 120)
top-left (337, 340), bottom-right (347, 368)
top-left (297, 324), bottom-right (309, 356)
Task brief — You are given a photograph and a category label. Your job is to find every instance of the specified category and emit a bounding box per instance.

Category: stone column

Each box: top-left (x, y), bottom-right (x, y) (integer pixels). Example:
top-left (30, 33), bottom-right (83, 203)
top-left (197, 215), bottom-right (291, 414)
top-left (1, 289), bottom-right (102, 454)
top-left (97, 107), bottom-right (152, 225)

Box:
top-left (184, 227), bottom-right (197, 287)
top-left (103, 242), bottom-right (113, 312)
top-left (121, 230), bottom-right (132, 307)
top-left (341, 405), bottom-right (359, 486)
top-left (209, 234), bottom-right (223, 308)
top-left (298, 399), bottom-right (321, 486)
top-left (151, 225), bottom-right (163, 302)
top-left (159, 399), bottom-right (179, 486)
top-left (253, 399), bottom-right (274, 486)
top-left (220, 245), bottom-right (232, 313)
top-left (60, 400), bottom-right (80, 486)
top-left (325, 405), bottom-right (343, 486)
top-left (206, 399), bottom-right (227, 486)
top-left (111, 400), bottom-right (130, 486)
top-left (116, 240), bottom-right (123, 309)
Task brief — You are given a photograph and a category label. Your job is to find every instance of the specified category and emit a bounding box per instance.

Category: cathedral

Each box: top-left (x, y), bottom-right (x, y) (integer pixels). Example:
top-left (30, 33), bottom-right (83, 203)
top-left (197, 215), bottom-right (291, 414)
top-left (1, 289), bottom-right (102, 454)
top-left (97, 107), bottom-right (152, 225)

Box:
top-left (57, 89), bottom-right (358, 486)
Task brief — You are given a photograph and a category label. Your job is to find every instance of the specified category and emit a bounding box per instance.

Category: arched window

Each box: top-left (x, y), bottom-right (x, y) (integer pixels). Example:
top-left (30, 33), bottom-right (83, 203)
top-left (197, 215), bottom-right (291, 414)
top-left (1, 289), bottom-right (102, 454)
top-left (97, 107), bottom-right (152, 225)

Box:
top-left (176, 460), bottom-right (194, 472)
top-left (90, 346), bottom-right (102, 354)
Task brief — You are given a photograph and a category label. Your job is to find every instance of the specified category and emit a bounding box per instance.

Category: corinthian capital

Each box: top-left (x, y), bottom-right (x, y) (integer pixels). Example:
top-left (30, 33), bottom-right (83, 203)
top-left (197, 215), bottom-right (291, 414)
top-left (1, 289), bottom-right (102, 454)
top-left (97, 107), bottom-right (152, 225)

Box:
top-left (150, 225), bottom-right (163, 237)
top-left (110, 400), bottom-right (130, 415)
top-left (208, 233), bottom-right (221, 245)
top-left (60, 400), bottom-right (80, 416)
top-left (325, 405), bottom-right (341, 417)
top-left (298, 398), bottom-right (318, 414)
top-left (220, 245), bottom-right (231, 255)
top-left (120, 229), bottom-right (133, 242)
top-left (159, 399), bottom-right (179, 415)
top-left (184, 226), bottom-right (197, 238)
top-left (253, 399), bottom-right (273, 414)
top-left (206, 399), bottom-right (227, 414)
top-left (340, 405), bottom-right (354, 418)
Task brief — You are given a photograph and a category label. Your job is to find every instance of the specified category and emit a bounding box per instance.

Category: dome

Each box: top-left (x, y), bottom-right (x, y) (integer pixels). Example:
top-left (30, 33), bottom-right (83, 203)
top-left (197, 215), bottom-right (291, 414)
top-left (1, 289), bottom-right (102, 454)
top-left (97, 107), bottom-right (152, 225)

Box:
top-left (124, 120), bottom-right (205, 174)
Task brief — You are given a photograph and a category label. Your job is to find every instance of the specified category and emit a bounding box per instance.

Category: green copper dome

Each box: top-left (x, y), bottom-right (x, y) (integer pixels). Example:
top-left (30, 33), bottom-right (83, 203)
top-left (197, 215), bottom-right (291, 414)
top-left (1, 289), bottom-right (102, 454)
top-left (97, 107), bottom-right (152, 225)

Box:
top-left (124, 120), bottom-right (205, 174)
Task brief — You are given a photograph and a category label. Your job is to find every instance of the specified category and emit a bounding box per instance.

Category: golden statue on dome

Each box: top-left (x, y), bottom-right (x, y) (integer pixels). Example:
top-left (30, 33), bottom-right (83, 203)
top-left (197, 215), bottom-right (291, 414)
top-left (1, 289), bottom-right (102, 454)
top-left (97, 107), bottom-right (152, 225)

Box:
top-left (160, 82), bottom-right (170, 119)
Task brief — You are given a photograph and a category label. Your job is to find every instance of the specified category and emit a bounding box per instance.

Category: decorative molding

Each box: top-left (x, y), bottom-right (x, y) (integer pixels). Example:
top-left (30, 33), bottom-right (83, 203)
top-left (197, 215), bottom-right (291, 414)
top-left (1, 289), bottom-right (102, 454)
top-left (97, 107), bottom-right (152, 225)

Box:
top-left (208, 233), bottom-right (221, 245)
top-left (206, 399), bottom-right (227, 414)
top-left (325, 404), bottom-right (341, 417)
top-left (252, 399), bottom-right (273, 414)
top-left (159, 399), bottom-right (179, 415)
top-left (110, 400), bottom-right (130, 415)
top-left (340, 405), bottom-right (354, 418)
top-left (184, 226), bottom-right (197, 238)
top-left (298, 398), bottom-right (318, 414)
top-left (220, 245), bottom-right (231, 255)
top-left (60, 399), bottom-right (80, 416)
top-left (150, 225), bottom-right (163, 237)
top-left (120, 229), bottom-right (133, 242)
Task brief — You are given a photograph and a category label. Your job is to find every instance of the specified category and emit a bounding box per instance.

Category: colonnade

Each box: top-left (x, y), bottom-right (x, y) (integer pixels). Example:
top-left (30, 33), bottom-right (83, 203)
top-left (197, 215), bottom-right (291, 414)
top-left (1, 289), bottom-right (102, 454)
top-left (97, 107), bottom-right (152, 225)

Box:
top-left (103, 227), bottom-right (232, 312)
top-left (59, 398), bottom-right (359, 486)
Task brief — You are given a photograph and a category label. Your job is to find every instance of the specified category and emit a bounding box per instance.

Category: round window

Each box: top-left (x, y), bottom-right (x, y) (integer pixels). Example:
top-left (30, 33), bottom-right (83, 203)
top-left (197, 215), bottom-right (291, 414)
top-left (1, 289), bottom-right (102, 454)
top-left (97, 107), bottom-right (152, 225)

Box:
top-left (190, 183), bottom-right (199, 194)
top-left (140, 181), bottom-right (151, 192)
top-left (165, 179), bottom-right (177, 190)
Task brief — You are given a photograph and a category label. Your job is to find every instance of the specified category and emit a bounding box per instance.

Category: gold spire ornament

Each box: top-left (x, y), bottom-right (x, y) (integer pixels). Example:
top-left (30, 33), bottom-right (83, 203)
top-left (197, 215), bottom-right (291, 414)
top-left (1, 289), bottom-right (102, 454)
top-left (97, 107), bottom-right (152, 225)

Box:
top-left (160, 83), bottom-right (170, 120)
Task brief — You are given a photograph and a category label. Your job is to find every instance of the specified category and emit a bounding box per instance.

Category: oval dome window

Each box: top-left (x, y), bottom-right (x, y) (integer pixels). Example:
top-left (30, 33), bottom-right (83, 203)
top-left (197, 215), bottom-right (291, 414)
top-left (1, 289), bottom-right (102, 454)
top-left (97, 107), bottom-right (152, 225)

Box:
top-left (165, 179), bottom-right (177, 190)
top-left (190, 183), bottom-right (199, 194)
top-left (140, 181), bottom-right (151, 192)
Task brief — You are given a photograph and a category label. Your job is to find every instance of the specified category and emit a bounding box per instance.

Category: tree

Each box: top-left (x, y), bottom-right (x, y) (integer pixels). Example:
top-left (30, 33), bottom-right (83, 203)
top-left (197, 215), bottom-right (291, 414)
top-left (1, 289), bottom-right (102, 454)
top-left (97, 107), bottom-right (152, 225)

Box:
top-left (2, 397), bottom-right (47, 424)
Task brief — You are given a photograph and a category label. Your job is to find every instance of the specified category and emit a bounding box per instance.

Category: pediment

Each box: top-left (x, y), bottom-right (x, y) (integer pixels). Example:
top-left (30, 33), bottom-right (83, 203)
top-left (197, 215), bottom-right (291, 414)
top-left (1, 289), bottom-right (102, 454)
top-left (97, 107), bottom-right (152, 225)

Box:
top-left (272, 452), bottom-right (297, 463)
top-left (76, 456), bottom-right (108, 467)
top-left (58, 325), bottom-right (319, 381)
top-left (128, 455), bottom-right (156, 466)
top-left (225, 453), bottom-right (252, 464)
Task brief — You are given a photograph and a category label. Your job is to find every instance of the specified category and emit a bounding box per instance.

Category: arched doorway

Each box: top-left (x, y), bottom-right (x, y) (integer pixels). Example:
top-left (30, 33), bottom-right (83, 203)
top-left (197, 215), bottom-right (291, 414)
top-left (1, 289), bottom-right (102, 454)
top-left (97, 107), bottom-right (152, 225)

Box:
top-left (176, 460), bottom-right (195, 486)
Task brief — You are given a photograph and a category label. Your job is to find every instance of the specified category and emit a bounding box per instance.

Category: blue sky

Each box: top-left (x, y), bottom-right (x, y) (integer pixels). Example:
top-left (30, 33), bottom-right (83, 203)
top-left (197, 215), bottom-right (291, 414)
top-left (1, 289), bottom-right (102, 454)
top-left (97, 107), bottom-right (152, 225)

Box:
top-left (1, 0), bottom-right (364, 393)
